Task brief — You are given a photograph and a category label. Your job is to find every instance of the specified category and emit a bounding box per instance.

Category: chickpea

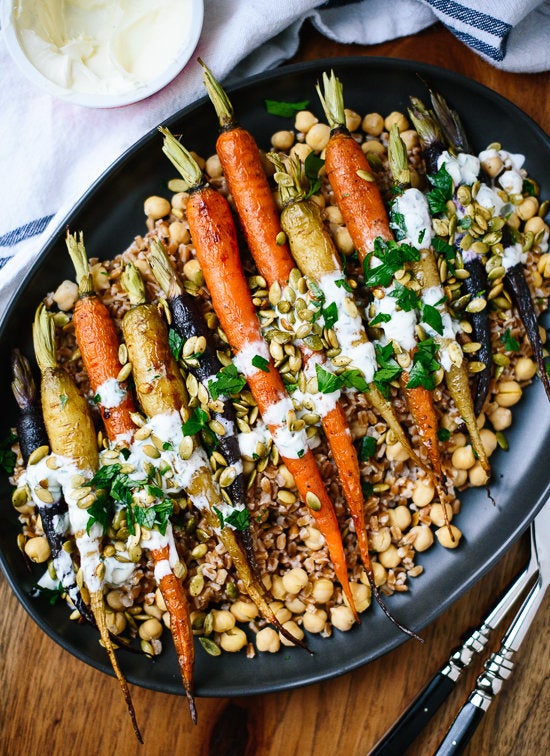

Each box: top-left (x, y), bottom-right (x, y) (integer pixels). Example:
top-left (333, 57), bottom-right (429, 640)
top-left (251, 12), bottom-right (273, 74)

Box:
top-left (91, 263), bottom-right (110, 292)
top-left (302, 608), bottom-right (328, 634)
top-left (515, 357), bottom-right (537, 382)
top-left (106, 611), bottom-right (127, 636)
top-left (387, 505), bottom-right (412, 532)
top-left (369, 527), bottom-right (391, 553)
top-left (330, 605), bottom-right (356, 632)
top-left (371, 562), bottom-right (387, 587)
top-left (449, 432), bottom-right (467, 451)
top-left (295, 110), bottom-right (319, 133)
top-left (384, 111), bottom-right (408, 132)
top-left (538, 253), bottom-right (550, 279)
top-left (183, 257), bottom-right (204, 287)
top-left (230, 600), bottom-right (259, 623)
top-left (139, 617), bottom-right (163, 641)
top-left (285, 597), bottom-right (307, 615)
top-left (489, 405), bottom-right (512, 431)
top-left (279, 620), bottom-right (304, 647)
top-left (362, 139), bottom-right (386, 156)
top-left (436, 525), bottom-right (463, 549)
top-left (429, 502), bottom-right (454, 528)
top-left (410, 524), bottom-right (434, 552)
top-left (53, 280), bottom-right (79, 312)
top-left (289, 142), bottom-right (313, 162)
top-left (144, 195), bottom-right (170, 220)
top-left (220, 627), bottom-right (248, 653)
top-left (378, 544), bottom-right (401, 569)
top-left (344, 108), bottom-right (362, 132)
top-left (272, 602), bottom-right (292, 625)
top-left (304, 526), bottom-right (325, 551)
top-left (144, 603), bottom-right (163, 620)
top-left (171, 191), bottom-right (189, 211)
top-left (412, 478), bottom-right (435, 508)
top-left (312, 577), bottom-right (334, 604)
top-left (271, 575), bottom-right (286, 600)
top-left (305, 123), bottom-right (331, 152)
top-left (451, 444), bottom-right (476, 470)
top-left (386, 441), bottom-right (410, 462)
top-left (495, 380), bottom-right (523, 407)
top-left (211, 609), bottom-right (236, 633)
top-left (24, 536), bottom-right (50, 563)
top-left (350, 582), bottom-right (371, 613)
top-left (205, 153), bottom-right (223, 179)
top-left (481, 155), bottom-right (503, 178)
top-left (282, 567), bottom-right (309, 595)
top-left (469, 462), bottom-right (489, 487)
top-left (399, 129), bottom-right (420, 150)
top-left (261, 573), bottom-right (272, 591)
top-left (162, 611), bottom-right (171, 629)
top-left (362, 112), bottom-right (384, 136)
top-left (256, 627), bottom-right (280, 653)
top-left (451, 468), bottom-right (468, 488)
top-left (479, 428), bottom-right (498, 457)
top-left (324, 205), bottom-right (344, 225)
top-left (517, 196), bottom-right (539, 221)
top-left (271, 130), bottom-right (295, 151)
top-left (106, 589), bottom-right (126, 611)
top-left (169, 220), bottom-right (190, 246)
top-left (334, 226), bottom-right (355, 256)
top-left (524, 216), bottom-right (547, 236)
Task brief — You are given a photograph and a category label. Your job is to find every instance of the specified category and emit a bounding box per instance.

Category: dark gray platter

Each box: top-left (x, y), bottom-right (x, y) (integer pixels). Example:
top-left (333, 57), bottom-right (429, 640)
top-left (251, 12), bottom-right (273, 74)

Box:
top-left (1, 57), bottom-right (549, 697)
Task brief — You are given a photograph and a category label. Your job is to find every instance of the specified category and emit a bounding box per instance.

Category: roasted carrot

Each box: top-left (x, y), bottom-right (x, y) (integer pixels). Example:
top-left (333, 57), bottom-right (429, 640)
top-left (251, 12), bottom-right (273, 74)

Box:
top-left (317, 70), bottom-right (393, 259)
top-left (120, 262), bottom-right (312, 649)
top-left (159, 128), bottom-right (358, 620)
top-left (66, 231), bottom-right (137, 443)
top-left (200, 59), bottom-right (295, 288)
top-left (32, 304), bottom-right (142, 743)
top-left (11, 348), bottom-right (95, 625)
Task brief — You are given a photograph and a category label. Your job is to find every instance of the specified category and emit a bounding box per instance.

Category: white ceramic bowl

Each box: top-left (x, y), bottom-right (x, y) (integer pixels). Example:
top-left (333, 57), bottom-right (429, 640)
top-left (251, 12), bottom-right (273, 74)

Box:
top-left (2, 0), bottom-right (204, 108)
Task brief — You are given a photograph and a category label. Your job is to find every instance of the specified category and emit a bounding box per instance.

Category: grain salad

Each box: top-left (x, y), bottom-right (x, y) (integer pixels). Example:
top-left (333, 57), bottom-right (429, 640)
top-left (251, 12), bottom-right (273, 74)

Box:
top-left (5, 71), bottom-right (550, 736)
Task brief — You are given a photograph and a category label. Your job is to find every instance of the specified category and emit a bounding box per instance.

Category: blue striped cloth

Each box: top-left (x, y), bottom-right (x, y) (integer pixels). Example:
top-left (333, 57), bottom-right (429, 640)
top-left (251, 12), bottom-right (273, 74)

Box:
top-left (1, 0), bottom-right (548, 313)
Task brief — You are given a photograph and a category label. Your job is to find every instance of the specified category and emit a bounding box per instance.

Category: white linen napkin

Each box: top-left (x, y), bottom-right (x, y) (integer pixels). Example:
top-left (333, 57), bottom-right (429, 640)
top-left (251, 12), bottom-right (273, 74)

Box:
top-left (1, 0), bottom-right (548, 318)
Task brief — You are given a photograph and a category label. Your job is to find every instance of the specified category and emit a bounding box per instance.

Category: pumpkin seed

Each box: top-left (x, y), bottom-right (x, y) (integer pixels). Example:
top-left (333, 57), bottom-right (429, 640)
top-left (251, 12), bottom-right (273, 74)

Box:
top-left (142, 444), bottom-right (161, 459)
top-left (28, 445), bottom-right (49, 465)
top-left (199, 636), bottom-right (222, 656)
top-left (306, 492), bottom-right (321, 511)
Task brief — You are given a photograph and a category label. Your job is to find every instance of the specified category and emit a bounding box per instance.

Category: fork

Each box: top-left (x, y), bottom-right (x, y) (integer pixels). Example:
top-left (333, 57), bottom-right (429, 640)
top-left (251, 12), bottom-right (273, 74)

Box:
top-left (369, 504), bottom-right (545, 756)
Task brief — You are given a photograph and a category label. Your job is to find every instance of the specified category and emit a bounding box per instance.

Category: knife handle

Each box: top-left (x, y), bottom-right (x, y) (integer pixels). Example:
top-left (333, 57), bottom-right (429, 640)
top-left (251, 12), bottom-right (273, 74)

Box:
top-left (369, 673), bottom-right (456, 756)
top-left (434, 700), bottom-right (485, 756)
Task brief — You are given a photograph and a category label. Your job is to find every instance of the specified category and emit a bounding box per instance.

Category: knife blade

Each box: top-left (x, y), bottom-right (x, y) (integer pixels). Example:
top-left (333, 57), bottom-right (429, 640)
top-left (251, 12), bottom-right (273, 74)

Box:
top-left (434, 499), bottom-right (549, 755)
top-left (368, 500), bottom-right (545, 756)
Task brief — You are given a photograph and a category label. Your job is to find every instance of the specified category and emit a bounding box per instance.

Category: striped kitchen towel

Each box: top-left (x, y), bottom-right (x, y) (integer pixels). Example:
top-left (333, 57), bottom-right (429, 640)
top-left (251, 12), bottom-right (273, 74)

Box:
top-left (1, 0), bottom-right (548, 316)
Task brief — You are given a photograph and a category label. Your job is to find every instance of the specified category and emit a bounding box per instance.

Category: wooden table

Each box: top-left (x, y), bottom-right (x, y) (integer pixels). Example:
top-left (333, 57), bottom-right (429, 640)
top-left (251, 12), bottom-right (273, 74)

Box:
top-left (1, 21), bottom-right (548, 756)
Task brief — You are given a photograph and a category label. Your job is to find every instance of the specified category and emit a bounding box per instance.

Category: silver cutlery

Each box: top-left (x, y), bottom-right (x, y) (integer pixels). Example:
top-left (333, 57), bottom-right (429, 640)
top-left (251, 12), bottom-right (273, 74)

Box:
top-left (369, 498), bottom-right (548, 756)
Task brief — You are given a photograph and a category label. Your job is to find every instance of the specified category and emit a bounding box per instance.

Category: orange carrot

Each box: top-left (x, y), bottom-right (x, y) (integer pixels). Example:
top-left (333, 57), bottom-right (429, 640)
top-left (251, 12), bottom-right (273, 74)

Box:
top-left (200, 60), bottom-right (294, 288)
top-left (160, 127), bottom-right (358, 620)
top-left (66, 231), bottom-right (137, 443)
top-left (150, 543), bottom-right (196, 723)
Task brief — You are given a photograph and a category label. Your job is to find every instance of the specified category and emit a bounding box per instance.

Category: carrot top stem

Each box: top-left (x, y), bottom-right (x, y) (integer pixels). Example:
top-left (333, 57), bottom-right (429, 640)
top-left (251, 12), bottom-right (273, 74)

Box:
top-left (160, 126), bottom-right (203, 190)
top-left (269, 152), bottom-right (305, 206)
top-left (316, 70), bottom-right (346, 131)
top-left (32, 303), bottom-right (57, 371)
top-left (199, 58), bottom-right (235, 129)
top-left (66, 230), bottom-right (94, 296)
top-left (121, 262), bottom-right (147, 306)
top-left (148, 238), bottom-right (184, 298)
top-left (387, 124), bottom-right (411, 190)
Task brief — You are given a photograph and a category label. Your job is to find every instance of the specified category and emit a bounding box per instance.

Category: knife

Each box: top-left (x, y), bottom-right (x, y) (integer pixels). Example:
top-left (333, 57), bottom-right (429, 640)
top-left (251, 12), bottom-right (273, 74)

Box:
top-left (435, 499), bottom-right (549, 755)
top-left (369, 500), bottom-right (547, 756)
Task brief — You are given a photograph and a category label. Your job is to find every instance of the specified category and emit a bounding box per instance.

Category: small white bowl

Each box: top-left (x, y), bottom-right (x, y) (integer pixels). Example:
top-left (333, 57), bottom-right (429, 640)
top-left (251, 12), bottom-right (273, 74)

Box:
top-left (2, 0), bottom-right (204, 108)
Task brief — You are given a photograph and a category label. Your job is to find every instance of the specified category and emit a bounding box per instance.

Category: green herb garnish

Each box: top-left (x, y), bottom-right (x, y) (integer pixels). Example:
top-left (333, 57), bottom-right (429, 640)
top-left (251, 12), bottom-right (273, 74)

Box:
top-left (251, 355), bottom-right (270, 372)
top-left (0, 431), bottom-right (17, 475)
top-left (168, 328), bottom-right (184, 360)
top-left (359, 435), bottom-right (377, 461)
top-left (501, 328), bottom-right (520, 352)
top-left (208, 363), bottom-right (247, 400)
top-left (265, 98), bottom-right (310, 118)
top-left (182, 407), bottom-right (210, 436)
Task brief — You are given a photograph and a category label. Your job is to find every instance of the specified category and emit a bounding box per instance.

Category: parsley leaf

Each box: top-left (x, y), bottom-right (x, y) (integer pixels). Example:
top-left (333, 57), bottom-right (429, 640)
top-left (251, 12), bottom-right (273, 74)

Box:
top-left (340, 369), bottom-right (369, 393)
top-left (214, 506), bottom-right (250, 531)
top-left (335, 278), bottom-right (354, 293)
top-left (406, 338), bottom-right (441, 390)
top-left (437, 428), bottom-right (451, 442)
top-left (389, 281), bottom-right (421, 312)
top-left (182, 407), bottom-right (210, 436)
top-left (208, 364), bottom-right (247, 400)
top-left (373, 342), bottom-right (403, 396)
top-left (252, 355), bottom-right (270, 372)
top-left (32, 581), bottom-right (64, 605)
top-left (0, 431), bottom-right (17, 475)
top-left (426, 165), bottom-right (453, 215)
top-left (364, 238), bottom-right (420, 288)
top-left (168, 328), bottom-right (184, 361)
top-left (133, 499), bottom-right (173, 536)
top-left (322, 301), bottom-right (339, 329)
top-left (304, 152), bottom-right (324, 198)
top-left (501, 328), bottom-right (520, 352)
top-left (370, 312), bottom-right (392, 326)
top-left (358, 435), bottom-right (377, 461)
top-left (86, 491), bottom-right (115, 535)
top-left (432, 236), bottom-right (456, 262)
top-left (315, 364), bottom-right (342, 395)
top-left (265, 98), bottom-right (309, 118)
top-left (422, 303), bottom-right (444, 335)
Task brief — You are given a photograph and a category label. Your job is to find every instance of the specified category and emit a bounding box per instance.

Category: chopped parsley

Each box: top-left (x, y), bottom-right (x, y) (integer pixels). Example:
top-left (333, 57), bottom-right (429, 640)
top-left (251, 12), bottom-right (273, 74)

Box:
top-left (92, 393), bottom-right (101, 405)
top-left (182, 407), bottom-right (210, 436)
top-left (208, 364), bottom-right (247, 400)
top-left (304, 152), bottom-right (324, 198)
top-left (265, 98), bottom-right (309, 118)
top-left (32, 581), bottom-right (64, 605)
top-left (334, 278), bottom-right (354, 293)
top-left (501, 328), bottom-right (520, 352)
top-left (168, 328), bottom-right (185, 360)
top-left (364, 238), bottom-right (420, 288)
top-left (0, 431), bottom-right (17, 475)
top-left (422, 303), bottom-right (444, 335)
top-left (358, 435), bottom-right (377, 461)
top-left (389, 281), bottom-right (421, 312)
top-left (322, 301), bottom-right (339, 329)
top-left (426, 164), bottom-right (453, 215)
top-left (315, 364), bottom-right (369, 394)
top-left (406, 338), bottom-right (441, 390)
top-left (214, 506), bottom-right (250, 531)
top-left (373, 342), bottom-right (403, 396)
top-left (369, 312), bottom-right (392, 326)
top-left (437, 428), bottom-right (451, 442)
top-left (251, 355), bottom-right (270, 372)
top-left (59, 394), bottom-right (68, 409)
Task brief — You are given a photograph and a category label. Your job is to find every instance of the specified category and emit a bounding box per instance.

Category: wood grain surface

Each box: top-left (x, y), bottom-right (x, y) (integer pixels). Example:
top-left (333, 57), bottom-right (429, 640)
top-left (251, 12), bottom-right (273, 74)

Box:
top-left (1, 20), bottom-right (549, 756)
